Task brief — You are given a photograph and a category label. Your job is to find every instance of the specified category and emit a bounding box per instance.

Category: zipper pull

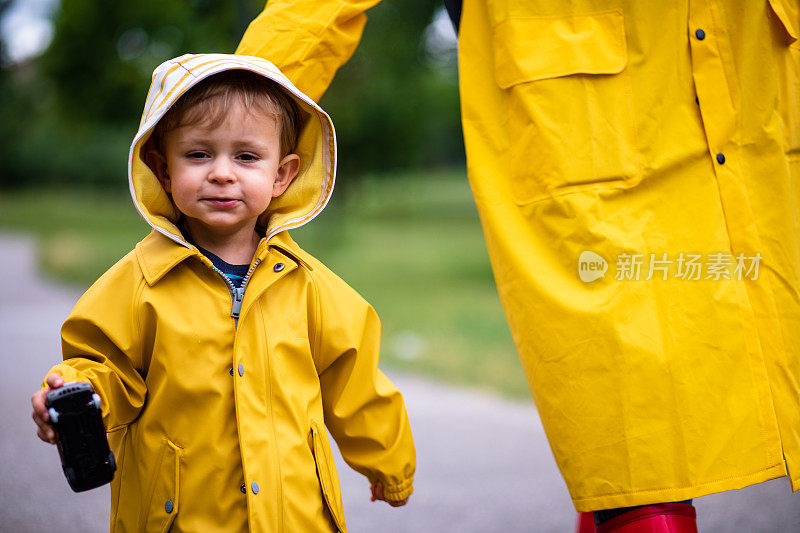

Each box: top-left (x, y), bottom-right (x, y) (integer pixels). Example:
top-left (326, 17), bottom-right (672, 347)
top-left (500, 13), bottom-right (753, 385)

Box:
top-left (231, 286), bottom-right (245, 319)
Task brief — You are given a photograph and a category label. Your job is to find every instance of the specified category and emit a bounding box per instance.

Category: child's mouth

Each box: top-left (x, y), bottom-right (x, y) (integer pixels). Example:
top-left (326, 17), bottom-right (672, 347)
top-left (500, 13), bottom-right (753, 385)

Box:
top-left (204, 198), bottom-right (240, 208)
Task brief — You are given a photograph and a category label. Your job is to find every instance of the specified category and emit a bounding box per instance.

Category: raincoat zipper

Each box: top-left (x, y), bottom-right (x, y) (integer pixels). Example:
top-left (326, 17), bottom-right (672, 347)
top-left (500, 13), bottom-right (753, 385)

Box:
top-left (209, 259), bottom-right (261, 328)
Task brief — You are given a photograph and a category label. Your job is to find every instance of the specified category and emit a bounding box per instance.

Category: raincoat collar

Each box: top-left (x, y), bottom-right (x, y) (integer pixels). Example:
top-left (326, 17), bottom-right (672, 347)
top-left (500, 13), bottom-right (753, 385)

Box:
top-left (128, 53), bottom-right (337, 251)
top-left (135, 229), bottom-right (309, 286)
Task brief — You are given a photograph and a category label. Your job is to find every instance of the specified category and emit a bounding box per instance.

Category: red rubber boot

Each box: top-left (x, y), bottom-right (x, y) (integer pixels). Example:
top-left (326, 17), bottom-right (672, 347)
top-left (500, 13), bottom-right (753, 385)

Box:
top-left (576, 512), bottom-right (597, 533)
top-left (596, 503), bottom-right (697, 533)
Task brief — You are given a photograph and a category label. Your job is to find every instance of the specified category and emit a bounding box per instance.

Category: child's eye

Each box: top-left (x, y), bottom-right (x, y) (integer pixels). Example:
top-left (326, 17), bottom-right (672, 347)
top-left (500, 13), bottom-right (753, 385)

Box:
top-left (237, 153), bottom-right (259, 162)
top-left (186, 151), bottom-right (209, 160)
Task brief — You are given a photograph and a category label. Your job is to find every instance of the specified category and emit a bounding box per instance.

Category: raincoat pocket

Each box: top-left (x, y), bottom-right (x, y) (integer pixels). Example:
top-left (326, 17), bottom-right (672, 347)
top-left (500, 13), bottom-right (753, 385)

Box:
top-left (142, 438), bottom-right (183, 533)
top-left (309, 423), bottom-right (346, 533)
top-left (492, 10), bottom-right (640, 204)
top-left (768, 0), bottom-right (799, 45)
top-left (768, 0), bottom-right (800, 157)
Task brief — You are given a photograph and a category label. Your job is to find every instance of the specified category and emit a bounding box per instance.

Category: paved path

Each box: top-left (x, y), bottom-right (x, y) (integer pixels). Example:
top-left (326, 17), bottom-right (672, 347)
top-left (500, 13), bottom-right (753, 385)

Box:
top-left (1, 233), bottom-right (798, 532)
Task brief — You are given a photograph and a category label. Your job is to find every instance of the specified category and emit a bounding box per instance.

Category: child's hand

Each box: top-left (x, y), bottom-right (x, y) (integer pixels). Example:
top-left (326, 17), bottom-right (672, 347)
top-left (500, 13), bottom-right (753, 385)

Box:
top-left (31, 374), bottom-right (65, 444)
top-left (369, 482), bottom-right (409, 507)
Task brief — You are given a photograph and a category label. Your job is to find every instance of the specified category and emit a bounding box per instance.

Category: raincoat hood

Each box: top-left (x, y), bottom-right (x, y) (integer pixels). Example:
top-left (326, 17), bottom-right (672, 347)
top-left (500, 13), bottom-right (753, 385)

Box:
top-left (129, 53), bottom-right (336, 245)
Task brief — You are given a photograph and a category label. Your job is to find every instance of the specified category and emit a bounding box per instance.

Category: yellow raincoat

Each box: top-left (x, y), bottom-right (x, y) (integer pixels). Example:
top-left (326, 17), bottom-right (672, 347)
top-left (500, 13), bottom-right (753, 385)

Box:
top-left (44, 54), bottom-right (415, 531)
top-left (238, 0), bottom-right (800, 511)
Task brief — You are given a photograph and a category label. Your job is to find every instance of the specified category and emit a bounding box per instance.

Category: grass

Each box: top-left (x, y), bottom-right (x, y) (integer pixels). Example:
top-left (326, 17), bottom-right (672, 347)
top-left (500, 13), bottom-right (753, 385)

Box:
top-left (0, 170), bottom-right (530, 398)
top-left (0, 189), bottom-right (148, 284)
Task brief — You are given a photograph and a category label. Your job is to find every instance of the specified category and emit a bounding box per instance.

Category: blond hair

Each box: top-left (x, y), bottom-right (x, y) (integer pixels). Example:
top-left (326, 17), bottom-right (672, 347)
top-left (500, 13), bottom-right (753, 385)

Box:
top-left (151, 69), bottom-right (303, 157)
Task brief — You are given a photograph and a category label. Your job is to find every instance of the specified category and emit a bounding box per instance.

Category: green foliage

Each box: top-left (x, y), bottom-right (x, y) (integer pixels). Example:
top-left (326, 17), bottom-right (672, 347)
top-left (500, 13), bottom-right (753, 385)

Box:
top-left (39, 0), bottom-right (260, 125)
top-left (322, 1), bottom-right (464, 176)
top-left (1, 0), bottom-right (263, 189)
top-left (0, 0), bottom-right (463, 191)
top-left (0, 0), bottom-right (21, 187)
top-left (0, 188), bottom-right (147, 282)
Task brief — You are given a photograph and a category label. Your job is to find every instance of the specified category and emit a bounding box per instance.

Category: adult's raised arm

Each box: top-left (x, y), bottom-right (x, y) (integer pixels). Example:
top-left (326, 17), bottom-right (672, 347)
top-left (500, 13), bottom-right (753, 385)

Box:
top-left (237, 0), bottom-right (383, 101)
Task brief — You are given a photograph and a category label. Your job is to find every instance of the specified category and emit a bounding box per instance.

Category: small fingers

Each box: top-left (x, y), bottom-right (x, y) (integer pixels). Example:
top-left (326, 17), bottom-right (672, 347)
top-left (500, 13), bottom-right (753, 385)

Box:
top-left (32, 410), bottom-right (55, 440)
top-left (36, 424), bottom-right (56, 444)
top-left (46, 374), bottom-right (64, 389)
top-left (370, 482), bottom-right (384, 502)
top-left (32, 387), bottom-right (57, 444)
top-left (369, 483), bottom-right (407, 506)
top-left (36, 427), bottom-right (49, 443)
top-left (31, 394), bottom-right (51, 431)
top-left (31, 390), bottom-right (47, 417)
top-left (32, 374), bottom-right (64, 422)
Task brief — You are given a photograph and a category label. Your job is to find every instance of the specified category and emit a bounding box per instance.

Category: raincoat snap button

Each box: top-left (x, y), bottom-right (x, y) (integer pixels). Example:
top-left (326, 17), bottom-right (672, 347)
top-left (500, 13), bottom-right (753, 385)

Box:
top-left (240, 483), bottom-right (246, 494)
top-left (695, 28), bottom-right (706, 40)
top-left (229, 367), bottom-right (234, 376)
top-left (252, 481), bottom-right (259, 494)
top-left (165, 500), bottom-right (174, 513)
top-left (716, 153), bottom-right (726, 164)
top-left (238, 364), bottom-right (244, 377)
top-left (273, 263), bottom-right (285, 272)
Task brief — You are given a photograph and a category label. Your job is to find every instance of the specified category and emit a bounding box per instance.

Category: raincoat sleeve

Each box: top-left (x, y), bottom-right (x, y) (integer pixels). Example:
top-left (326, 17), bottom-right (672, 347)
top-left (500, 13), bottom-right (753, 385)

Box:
top-left (310, 267), bottom-right (416, 502)
top-left (236, 0), bottom-right (381, 101)
top-left (42, 253), bottom-right (147, 432)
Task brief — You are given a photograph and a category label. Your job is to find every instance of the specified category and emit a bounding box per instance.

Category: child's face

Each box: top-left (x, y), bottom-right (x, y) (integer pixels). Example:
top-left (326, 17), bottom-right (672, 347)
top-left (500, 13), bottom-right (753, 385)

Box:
top-left (156, 100), bottom-right (299, 243)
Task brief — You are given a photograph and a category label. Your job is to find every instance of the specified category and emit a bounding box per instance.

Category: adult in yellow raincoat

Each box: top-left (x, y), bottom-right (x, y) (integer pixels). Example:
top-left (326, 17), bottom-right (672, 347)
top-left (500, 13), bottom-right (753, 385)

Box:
top-left (37, 54), bottom-right (415, 532)
top-left (237, 0), bottom-right (800, 521)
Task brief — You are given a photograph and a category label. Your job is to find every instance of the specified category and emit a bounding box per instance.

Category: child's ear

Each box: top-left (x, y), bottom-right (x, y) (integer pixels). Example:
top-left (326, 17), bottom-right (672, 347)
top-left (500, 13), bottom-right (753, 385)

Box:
top-left (144, 146), bottom-right (171, 193)
top-left (272, 154), bottom-right (300, 198)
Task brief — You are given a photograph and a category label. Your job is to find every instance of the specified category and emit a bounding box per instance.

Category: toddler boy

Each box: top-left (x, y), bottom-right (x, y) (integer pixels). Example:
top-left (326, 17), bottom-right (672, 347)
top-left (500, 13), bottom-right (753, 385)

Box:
top-left (31, 54), bottom-right (415, 532)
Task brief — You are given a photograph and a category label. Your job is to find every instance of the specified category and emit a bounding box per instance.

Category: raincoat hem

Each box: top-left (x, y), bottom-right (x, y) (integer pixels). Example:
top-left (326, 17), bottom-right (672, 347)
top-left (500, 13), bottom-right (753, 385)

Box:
top-left (571, 462), bottom-right (786, 512)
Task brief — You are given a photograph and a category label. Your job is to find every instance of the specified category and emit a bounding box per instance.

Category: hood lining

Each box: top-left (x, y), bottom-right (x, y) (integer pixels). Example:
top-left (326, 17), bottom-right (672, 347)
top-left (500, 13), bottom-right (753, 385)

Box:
top-left (130, 54), bottom-right (336, 248)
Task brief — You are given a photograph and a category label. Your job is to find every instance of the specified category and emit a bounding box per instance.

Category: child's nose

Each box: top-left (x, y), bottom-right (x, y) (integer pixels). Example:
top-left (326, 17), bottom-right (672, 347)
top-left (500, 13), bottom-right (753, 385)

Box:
top-left (208, 159), bottom-right (236, 183)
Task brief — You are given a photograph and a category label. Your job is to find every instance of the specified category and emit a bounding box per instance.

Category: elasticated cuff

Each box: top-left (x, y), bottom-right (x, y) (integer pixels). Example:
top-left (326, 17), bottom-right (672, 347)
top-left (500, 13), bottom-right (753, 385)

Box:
top-left (382, 477), bottom-right (414, 501)
top-left (41, 364), bottom-right (87, 390)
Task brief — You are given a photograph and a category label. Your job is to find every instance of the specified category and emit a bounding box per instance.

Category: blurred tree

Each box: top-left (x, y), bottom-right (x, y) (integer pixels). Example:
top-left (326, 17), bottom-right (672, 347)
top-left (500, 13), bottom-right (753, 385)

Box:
top-left (40, 0), bottom-right (260, 124)
top-left (320, 1), bottom-right (464, 176)
top-left (0, 0), bottom-right (10, 63)
top-left (0, 0), bottom-right (25, 187)
top-left (1, 0), bottom-right (463, 190)
top-left (1, 0), bottom-right (263, 189)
